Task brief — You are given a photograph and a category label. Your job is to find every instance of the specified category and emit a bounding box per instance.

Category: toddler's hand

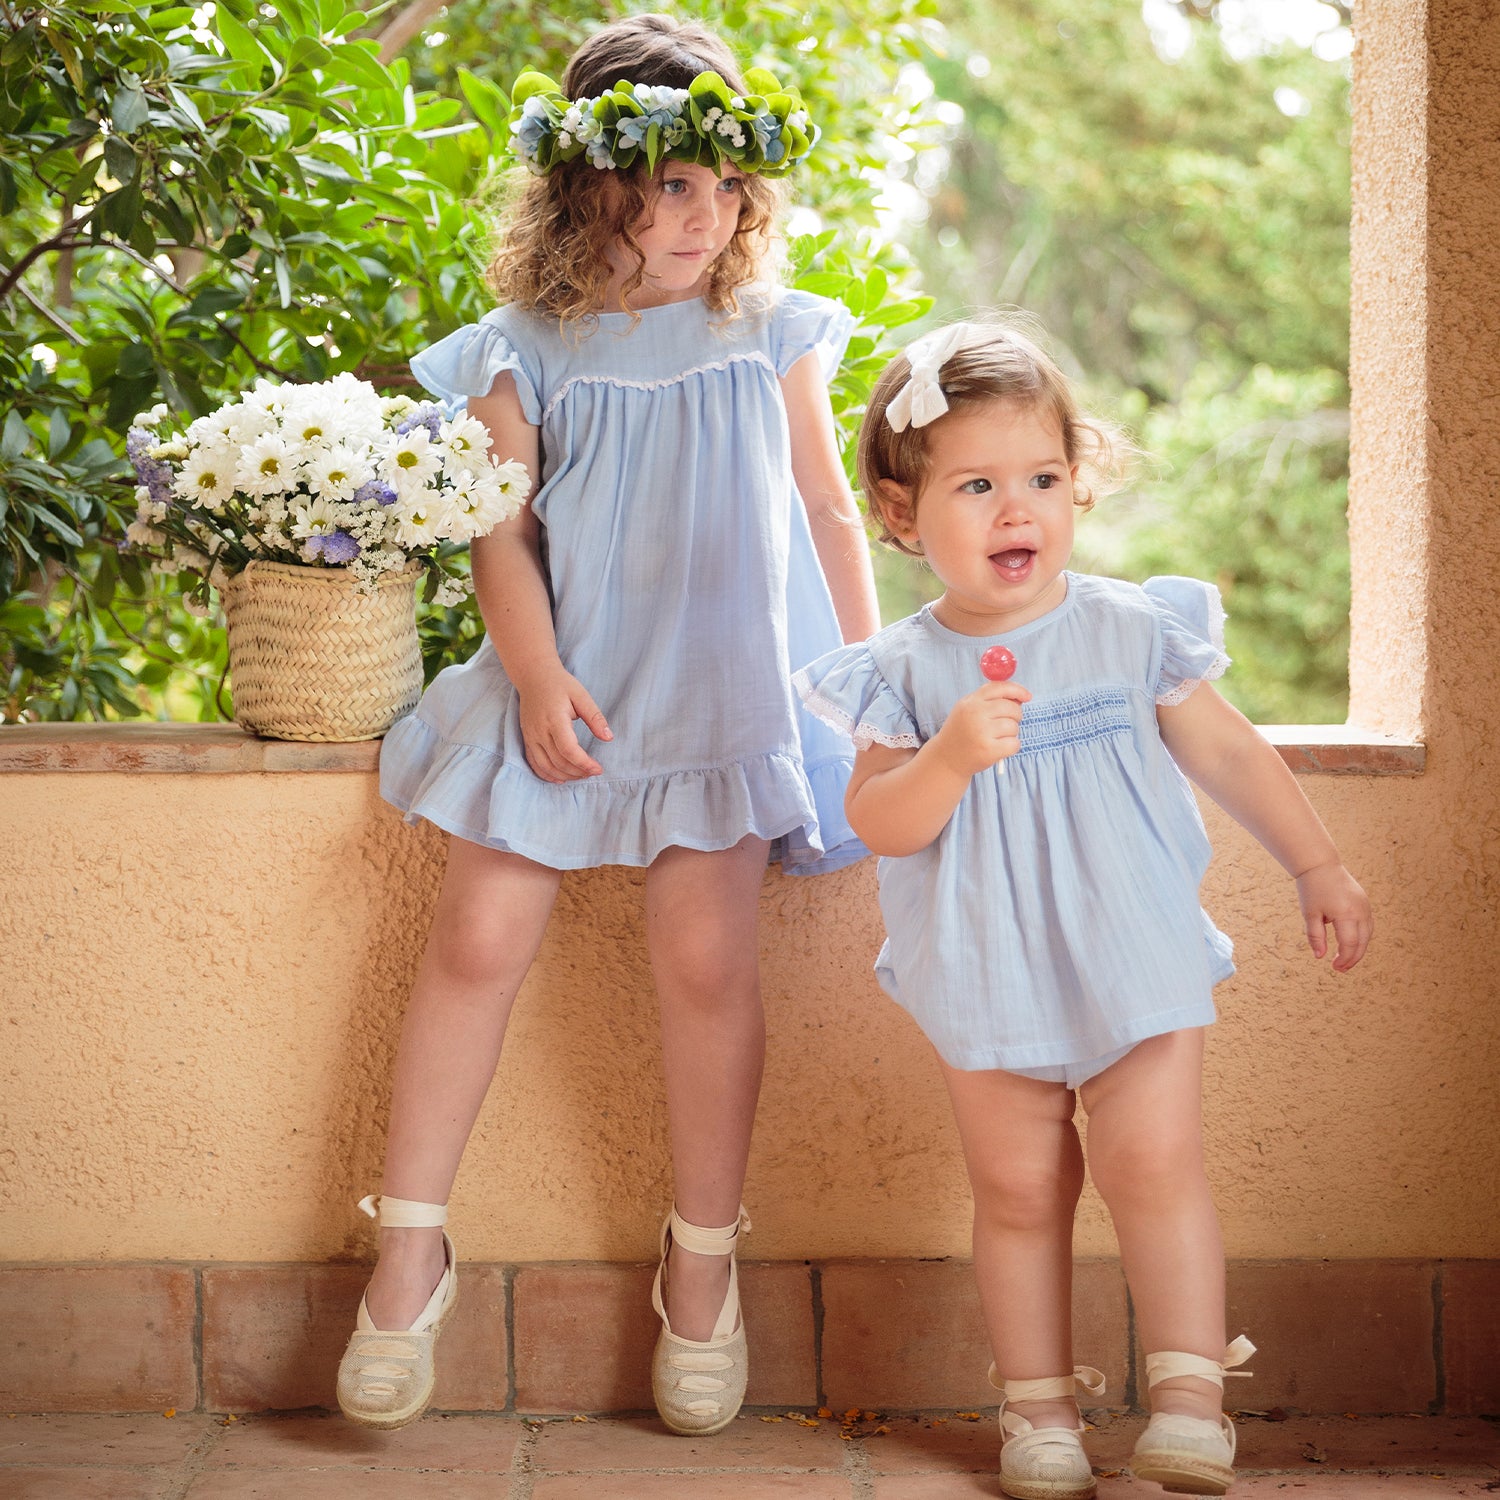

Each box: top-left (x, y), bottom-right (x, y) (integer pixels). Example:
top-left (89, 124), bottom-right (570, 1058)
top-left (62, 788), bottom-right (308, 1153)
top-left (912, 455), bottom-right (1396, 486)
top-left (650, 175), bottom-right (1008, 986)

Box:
top-left (931, 680), bottom-right (1031, 778)
top-left (515, 665), bottom-right (613, 783)
top-left (1295, 860), bottom-right (1373, 971)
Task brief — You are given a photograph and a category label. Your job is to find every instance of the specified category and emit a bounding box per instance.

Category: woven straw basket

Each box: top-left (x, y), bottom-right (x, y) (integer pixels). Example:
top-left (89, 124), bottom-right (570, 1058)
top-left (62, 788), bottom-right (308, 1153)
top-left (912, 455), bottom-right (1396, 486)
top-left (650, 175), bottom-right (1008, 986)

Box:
top-left (221, 560), bottom-right (424, 741)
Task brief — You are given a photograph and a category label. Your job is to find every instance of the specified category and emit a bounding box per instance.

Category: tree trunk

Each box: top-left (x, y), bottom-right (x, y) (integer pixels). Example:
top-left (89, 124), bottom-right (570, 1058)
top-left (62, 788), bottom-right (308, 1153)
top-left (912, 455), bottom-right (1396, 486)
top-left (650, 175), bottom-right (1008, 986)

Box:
top-left (376, 0), bottom-right (449, 63)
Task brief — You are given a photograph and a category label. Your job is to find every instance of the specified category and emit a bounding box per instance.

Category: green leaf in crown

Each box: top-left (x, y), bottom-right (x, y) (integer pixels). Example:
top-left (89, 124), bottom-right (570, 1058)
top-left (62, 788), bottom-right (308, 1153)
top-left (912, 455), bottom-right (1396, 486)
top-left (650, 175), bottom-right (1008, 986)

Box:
top-left (506, 67), bottom-right (819, 178)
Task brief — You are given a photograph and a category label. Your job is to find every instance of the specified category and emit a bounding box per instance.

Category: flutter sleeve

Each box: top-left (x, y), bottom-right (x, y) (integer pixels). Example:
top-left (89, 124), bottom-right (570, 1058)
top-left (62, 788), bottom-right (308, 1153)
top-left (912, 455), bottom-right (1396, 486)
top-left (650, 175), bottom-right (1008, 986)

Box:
top-left (793, 645), bottom-right (921, 751)
top-left (408, 315), bottom-right (543, 426)
top-left (1143, 575), bottom-right (1232, 706)
top-left (773, 288), bottom-right (857, 380)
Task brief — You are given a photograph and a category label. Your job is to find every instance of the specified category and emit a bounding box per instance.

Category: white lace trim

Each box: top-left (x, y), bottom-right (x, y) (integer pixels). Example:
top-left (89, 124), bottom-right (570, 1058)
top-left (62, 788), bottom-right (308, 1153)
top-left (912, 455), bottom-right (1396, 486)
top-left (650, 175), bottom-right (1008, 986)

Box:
top-left (793, 672), bottom-right (921, 751)
top-left (1153, 583), bottom-right (1229, 707)
top-left (1156, 651), bottom-right (1231, 706)
top-left (541, 351), bottom-right (777, 421)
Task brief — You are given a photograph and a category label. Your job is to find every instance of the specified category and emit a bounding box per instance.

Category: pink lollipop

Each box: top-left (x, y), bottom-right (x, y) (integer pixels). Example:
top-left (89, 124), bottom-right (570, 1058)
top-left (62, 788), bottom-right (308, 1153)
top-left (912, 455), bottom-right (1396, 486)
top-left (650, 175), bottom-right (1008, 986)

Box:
top-left (980, 645), bottom-right (1017, 682)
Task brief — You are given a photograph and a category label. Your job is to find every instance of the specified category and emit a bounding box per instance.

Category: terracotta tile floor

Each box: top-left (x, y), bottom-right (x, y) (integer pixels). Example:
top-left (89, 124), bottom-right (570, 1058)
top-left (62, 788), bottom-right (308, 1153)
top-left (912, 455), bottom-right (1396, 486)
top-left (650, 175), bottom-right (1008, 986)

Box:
top-left (0, 1409), bottom-right (1495, 1499)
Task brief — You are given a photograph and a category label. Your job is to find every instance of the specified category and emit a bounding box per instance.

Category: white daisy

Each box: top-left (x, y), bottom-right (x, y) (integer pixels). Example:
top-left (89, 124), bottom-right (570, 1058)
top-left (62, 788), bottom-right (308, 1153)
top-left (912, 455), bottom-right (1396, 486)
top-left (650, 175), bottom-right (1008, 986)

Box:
top-left (174, 444), bottom-right (237, 510)
top-left (237, 433), bottom-right (300, 497)
top-left (305, 443), bottom-right (371, 502)
top-left (381, 428), bottom-right (443, 498)
top-left (393, 489), bottom-right (457, 548)
top-left (438, 413), bottom-right (493, 474)
top-left (290, 495), bottom-right (341, 541)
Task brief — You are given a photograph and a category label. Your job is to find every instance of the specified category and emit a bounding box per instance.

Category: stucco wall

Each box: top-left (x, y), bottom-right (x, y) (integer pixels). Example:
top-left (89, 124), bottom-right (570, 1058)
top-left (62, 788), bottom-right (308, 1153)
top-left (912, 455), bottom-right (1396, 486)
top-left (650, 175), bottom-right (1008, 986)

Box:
top-left (2, 0), bottom-right (1498, 1269)
top-left (0, 759), bottom-right (1493, 1265)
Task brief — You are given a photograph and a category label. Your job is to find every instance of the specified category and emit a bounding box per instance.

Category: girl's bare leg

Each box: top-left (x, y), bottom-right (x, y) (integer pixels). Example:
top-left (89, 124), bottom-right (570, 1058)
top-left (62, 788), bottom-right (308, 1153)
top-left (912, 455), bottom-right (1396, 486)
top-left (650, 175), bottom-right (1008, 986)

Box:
top-left (364, 837), bottom-right (562, 1329)
top-left (1079, 1028), bottom-right (1225, 1421)
top-left (644, 835), bottom-right (770, 1341)
top-left (941, 1060), bottom-right (1086, 1433)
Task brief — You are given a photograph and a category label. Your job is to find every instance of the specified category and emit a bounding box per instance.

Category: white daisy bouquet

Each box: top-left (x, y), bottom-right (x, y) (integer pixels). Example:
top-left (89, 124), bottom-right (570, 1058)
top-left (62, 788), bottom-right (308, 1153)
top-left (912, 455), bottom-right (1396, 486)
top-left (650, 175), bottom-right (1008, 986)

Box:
top-left (123, 373), bottom-right (530, 608)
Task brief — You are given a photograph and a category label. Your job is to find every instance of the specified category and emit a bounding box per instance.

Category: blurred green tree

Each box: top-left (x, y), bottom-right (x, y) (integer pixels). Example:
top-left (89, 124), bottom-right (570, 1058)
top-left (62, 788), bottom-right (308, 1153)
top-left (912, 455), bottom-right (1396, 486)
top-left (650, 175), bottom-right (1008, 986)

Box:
top-left (895, 0), bottom-right (1352, 721)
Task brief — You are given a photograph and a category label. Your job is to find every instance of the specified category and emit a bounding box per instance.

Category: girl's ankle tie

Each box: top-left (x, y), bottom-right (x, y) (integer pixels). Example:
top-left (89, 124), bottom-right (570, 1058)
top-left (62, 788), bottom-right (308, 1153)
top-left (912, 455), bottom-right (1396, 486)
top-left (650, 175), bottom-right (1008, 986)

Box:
top-left (358, 1193), bottom-right (449, 1228)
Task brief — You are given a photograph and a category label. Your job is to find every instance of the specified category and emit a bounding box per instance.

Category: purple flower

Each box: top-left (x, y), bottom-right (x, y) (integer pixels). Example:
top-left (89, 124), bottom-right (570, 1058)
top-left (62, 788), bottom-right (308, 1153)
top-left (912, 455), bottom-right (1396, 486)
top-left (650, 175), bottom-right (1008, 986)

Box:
top-left (127, 427), bottom-right (175, 507)
top-left (354, 478), bottom-right (399, 506)
top-left (395, 405), bottom-right (442, 442)
top-left (307, 529), bottom-right (361, 564)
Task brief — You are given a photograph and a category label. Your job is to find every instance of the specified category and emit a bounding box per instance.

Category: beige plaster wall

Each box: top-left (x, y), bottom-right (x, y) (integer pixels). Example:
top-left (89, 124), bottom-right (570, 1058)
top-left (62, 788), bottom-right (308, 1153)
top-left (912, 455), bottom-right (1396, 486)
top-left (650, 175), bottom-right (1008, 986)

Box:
top-left (3, 0), bottom-right (1498, 1268)
top-left (0, 762), bottom-right (1494, 1265)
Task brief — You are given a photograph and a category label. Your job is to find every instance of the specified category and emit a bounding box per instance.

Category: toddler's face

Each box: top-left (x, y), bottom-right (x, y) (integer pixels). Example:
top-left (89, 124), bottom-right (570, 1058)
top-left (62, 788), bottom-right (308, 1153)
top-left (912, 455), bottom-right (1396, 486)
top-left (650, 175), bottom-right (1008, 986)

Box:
top-left (608, 162), bottom-right (746, 307)
top-left (889, 398), bottom-right (1077, 635)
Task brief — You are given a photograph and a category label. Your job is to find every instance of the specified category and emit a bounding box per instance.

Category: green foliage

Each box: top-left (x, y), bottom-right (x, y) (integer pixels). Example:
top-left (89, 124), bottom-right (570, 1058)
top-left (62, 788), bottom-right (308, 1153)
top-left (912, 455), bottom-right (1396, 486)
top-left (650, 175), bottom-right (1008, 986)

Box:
top-left (0, 0), bottom-right (938, 721)
top-left (897, 0), bottom-right (1352, 721)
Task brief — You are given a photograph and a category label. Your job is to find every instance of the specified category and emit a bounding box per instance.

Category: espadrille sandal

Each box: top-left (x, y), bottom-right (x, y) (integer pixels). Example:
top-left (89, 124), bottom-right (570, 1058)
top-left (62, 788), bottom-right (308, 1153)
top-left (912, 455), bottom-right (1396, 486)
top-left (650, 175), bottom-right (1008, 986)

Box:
top-left (651, 1205), bottom-right (750, 1436)
top-left (1129, 1335), bottom-right (1256, 1495)
top-left (991, 1364), bottom-right (1106, 1500)
top-left (336, 1194), bottom-right (458, 1430)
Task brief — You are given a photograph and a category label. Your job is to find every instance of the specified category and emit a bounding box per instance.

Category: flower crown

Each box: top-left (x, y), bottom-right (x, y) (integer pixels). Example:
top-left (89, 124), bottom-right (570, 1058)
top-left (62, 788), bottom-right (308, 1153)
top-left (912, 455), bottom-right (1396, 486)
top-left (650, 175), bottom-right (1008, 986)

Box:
top-left (507, 67), bottom-right (819, 178)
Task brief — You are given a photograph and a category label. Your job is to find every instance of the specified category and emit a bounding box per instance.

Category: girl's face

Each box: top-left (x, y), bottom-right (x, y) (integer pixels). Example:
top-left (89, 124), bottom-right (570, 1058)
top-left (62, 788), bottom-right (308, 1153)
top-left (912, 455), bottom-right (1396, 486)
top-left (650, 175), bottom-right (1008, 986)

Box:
top-left (607, 162), bottom-right (746, 307)
top-left (884, 398), bottom-right (1078, 635)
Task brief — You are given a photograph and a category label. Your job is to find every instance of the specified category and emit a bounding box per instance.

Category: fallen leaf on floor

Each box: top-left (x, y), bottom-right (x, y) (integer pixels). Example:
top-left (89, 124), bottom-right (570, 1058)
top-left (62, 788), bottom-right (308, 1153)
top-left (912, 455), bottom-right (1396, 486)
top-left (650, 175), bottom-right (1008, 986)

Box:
top-left (817, 1407), bottom-right (833, 1419)
top-left (760, 1415), bottom-right (783, 1423)
top-left (162, 1409), bottom-right (176, 1419)
top-left (874, 1424), bottom-right (890, 1435)
top-left (1302, 1443), bottom-right (1328, 1463)
top-left (839, 1431), bottom-right (853, 1441)
top-left (570, 1414), bottom-right (588, 1423)
top-left (957, 1411), bottom-right (981, 1421)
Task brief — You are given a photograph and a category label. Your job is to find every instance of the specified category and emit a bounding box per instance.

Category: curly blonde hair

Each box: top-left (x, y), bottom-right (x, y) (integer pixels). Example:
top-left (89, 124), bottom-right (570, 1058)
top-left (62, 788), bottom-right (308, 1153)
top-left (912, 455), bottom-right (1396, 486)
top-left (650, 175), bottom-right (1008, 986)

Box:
top-left (486, 14), bottom-right (782, 330)
top-left (857, 319), bottom-right (1137, 558)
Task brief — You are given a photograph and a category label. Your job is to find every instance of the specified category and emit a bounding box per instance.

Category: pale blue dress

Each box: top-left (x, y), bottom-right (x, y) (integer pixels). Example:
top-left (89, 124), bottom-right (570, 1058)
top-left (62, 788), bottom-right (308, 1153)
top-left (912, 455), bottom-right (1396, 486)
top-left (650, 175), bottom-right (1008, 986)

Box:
top-left (379, 290), bottom-right (866, 875)
top-left (794, 573), bottom-right (1235, 1085)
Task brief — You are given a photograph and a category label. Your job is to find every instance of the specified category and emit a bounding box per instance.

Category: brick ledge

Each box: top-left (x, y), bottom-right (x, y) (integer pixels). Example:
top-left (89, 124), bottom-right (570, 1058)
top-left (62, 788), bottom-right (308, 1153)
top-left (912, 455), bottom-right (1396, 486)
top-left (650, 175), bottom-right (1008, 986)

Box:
top-left (0, 722), bottom-right (1425, 775)
top-left (0, 1257), bottom-right (1492, 1416)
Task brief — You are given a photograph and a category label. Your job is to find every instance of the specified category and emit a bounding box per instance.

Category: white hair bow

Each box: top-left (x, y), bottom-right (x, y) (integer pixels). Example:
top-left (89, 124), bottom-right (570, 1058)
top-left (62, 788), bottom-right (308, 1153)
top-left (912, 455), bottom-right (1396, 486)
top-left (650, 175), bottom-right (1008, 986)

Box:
top-left (885, 323), bottom-right (972, 432)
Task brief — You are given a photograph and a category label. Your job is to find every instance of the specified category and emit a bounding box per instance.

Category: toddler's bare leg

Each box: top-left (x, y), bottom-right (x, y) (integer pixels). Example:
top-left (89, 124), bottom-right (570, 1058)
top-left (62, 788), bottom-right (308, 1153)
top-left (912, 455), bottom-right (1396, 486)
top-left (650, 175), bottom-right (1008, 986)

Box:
top-left (645, 835), bottom-right (771, 1341)
top-left (1079, 1027), bottom-right (1225, 1421)
top-left (365, 837), bottom-right (562, 1329)
top-left (941, 1060), bottom-right (1086, 1432)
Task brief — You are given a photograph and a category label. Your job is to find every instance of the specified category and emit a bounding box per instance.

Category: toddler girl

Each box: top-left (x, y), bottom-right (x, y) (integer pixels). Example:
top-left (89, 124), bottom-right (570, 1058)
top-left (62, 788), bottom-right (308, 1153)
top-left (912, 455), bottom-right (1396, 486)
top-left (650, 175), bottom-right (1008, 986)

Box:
top-left (337, 13), bottom-right (879, 1436)
top-left (795, 321), bottom-right (1371, 1497)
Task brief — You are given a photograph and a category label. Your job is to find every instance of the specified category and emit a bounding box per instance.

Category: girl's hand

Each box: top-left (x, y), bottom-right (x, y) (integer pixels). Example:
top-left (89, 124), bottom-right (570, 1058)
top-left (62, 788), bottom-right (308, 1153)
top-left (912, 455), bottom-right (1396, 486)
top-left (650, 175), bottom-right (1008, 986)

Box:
top-left (514, 665), bottom-right (613, 783)
top-left (931, 680), bottom-right (1031, 778)
top-left (1295, 860), bottom-right (1373, 971)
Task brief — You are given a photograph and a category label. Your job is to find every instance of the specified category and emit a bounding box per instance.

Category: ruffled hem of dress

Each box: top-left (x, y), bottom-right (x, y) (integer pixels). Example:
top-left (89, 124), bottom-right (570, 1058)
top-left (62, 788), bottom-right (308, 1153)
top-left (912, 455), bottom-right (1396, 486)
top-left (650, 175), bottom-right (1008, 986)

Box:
top-left (874, 987), bottom-right (1221, 1086)
top-left (380, 713), bottom-right (868, 875)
